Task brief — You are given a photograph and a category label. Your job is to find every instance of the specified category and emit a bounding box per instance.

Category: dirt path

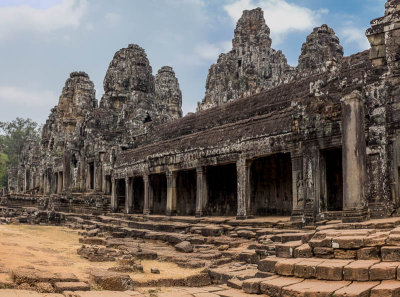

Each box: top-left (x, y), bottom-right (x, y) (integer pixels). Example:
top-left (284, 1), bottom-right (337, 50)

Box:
top-left (0, 224), bottom-right (201, 283)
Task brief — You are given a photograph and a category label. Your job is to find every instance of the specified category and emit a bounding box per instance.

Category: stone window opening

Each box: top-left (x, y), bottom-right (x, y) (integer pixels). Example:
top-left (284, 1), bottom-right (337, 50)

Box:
top-left (88, 162), bottom-right (95, 190)
top-left (143, 112), bottom-right (152, 123)
top-left (238, 59), bottom-right (242, 67)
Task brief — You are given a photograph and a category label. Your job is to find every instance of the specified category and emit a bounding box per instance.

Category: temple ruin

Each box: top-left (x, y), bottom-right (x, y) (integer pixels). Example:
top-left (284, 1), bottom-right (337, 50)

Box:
top-left (5, 0), bottom-right (400, 225)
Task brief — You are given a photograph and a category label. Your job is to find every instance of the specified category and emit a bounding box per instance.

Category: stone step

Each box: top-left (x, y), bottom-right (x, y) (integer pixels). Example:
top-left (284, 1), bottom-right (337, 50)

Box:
top-left (269, 257), bottom-right (400, 281)
top-left (239, 276), bottom-right (396, 297)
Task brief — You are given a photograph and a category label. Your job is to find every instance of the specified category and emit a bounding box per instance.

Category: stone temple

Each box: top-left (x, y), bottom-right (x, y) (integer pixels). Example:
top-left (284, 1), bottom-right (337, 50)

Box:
top-left (4, 0), bottom-right (400, 225)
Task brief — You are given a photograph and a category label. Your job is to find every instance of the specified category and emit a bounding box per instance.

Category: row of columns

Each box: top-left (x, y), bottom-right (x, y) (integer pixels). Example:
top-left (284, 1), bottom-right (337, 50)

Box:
top-left (111, 90), bottom-right (367, 221)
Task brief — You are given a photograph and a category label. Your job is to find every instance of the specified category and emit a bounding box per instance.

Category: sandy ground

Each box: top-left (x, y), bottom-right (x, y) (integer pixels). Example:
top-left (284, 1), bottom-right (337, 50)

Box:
top-left (0, 224), bottom-right (202, 283)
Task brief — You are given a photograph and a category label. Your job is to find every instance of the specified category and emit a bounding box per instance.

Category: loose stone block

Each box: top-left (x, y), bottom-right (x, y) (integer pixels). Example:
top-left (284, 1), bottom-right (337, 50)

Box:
top-left (242, 278), bottom-right (264, 294)
top-left (343, 260), bottom-right (379, 281)
top-left (275, 259), bottom-right (303, 276)
top-left (294, 259), bottom-right (325, 278)
top-left (382, 247), bottom-right (400, 261)
top-left (370, 262), bottom-right (398, 280)
top-left (335, 281), bottom-right (380, 297)
top-left (260, 276), bottom-right (304, 296)
top-left (294, 244), bottom-right (313, 258)
top-left (370, 280), bottom-right (400, 297)
top-left (316, 260), bottom-right (353, 281)
top-left (258, 256), bottom-right (278, 273)
top-left (357, 247), bottom-right (380, 260)
top-left (275, 241), bottom-right (303, 258)
top-left (281, 279), bottom-right (351, 297)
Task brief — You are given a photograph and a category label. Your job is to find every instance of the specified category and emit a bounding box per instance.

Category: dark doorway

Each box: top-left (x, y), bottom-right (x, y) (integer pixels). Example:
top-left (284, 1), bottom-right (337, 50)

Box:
top-left (176, 170), bottom-right (197, 216)
top-left (105, 175), bottom-right (112, 194)
top-left (89, 162), bottom-right (95, 190)
top-left (133, 177), bottom-right (144, 213)
top-left (150, 174), bottom-right (167, 214)
top-left (321, 148), bottom-right (343, 211)
top-left (206, 163), bottom-right (237, 216)
top-left (116, 179), bottom-right (126, 212)
top-left (250, 153), bottom-right (293, 216)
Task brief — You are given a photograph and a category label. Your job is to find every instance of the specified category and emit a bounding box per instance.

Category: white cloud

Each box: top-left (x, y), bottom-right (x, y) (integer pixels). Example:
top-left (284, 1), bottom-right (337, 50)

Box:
top-left (341, 27), bottom-right (370, 51)
top-left (193, 41), bottom-right (232, 63)
top-left (0, 86), bottom-right (56, 107)
top-left (105, 12), bottom-right (122, 28)
top-left (0, 0), bottom-right (88, 41)
top-left (224, 0), bottom-right (327, 45)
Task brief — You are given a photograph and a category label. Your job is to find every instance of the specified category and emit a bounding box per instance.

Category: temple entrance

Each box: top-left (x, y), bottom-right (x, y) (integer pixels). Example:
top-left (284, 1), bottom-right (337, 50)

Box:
top-left (150, 174), bottom-right (167, 214)
top-left (133, 177), bottom-right (144, 213)
top-left (176, 170), bottom-right (196, 216)
top-left (116, 179), bottom-right (126, 213)
top-left (320, 148), bottom-right (343, 211)
top-left (206, 163), bottom-right (237, 216)
top-left (250, 153), bottom-right (293, 216)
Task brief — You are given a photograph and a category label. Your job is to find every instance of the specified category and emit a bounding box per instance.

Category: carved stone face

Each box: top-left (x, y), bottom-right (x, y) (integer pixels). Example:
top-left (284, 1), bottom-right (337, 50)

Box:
top-left (103, 44), bottom-right (154, 94)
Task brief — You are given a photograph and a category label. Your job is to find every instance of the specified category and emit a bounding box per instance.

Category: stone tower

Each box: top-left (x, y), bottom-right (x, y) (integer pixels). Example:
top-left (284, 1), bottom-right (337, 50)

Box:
top-left (298, 24), bottom-right (344, 71)
top-left (197, 7), bottom-right (289, 111)
top-left (155, 66), bottom-right (182, 120)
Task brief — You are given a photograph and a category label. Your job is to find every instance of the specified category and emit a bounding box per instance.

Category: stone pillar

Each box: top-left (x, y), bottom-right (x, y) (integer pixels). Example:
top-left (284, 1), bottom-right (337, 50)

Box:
top-left (111, 179), bottom-right (118, 212)
top-left (125, 177), bottom-right (134, 214)
top-left (57, 172), bottom-right (63, 193)
top-left (341, 91), bottom-right (368, 221)
top-left (166, 171), bottom-right (177, 216)
top-left (143, 174), bottom-right (151, 215)
top-left (291, 153), bottom-right (305, 221)
top-left (236, 157), bottom-right (251, 219)
top-left (195, 166), bottom-right (208, 217)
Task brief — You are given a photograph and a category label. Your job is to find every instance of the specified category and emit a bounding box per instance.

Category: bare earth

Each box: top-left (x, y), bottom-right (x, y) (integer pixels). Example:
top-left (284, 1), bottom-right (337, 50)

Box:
top-left (0, 224), bottom-right (201, 284)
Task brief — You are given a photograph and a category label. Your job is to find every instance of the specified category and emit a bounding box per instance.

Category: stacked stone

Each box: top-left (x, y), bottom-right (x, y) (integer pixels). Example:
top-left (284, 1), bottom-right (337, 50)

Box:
top-left (197, 8), bottom-right (289, 111)
top-left (155, 66), bottom-right (182, 120)
top-left (298, 24), bottom-right (344, 71)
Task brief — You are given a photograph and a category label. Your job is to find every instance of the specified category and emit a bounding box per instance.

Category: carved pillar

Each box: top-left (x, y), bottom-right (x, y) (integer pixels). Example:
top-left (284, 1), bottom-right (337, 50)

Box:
top-left (166, 171), bottom-right (178, 216)
top-left (57, 172), bottom-right (63, 193)
top-left (236, 157), bottom-right (251, 219)
top-left (111, 179), bottom-right (118, 212)
top-left (143, 174), bottom-right (151, 215)
top-left (291, 152), bottom-right (305, 221)
top-left (125, 177), bottom-right (134, 214)
top-left (195, 166), bottom-right (208, 217)
top-left (341, 91), bottom-right (368, 221)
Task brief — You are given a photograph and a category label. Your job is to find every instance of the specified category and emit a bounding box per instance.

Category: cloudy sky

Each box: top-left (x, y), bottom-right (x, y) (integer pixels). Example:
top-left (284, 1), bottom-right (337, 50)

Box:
top-left (0, 0), bottom-right (386, 124)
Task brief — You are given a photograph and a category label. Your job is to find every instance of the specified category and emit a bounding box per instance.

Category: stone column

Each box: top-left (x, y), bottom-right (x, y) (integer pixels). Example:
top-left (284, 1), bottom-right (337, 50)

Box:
top-left (57, 172), bottom-right (63, 193)
top-left (236, 157), bottom-right (251, 219)
top-left (195, 166), bottom-right (208, 217)
top-left (111, 179), bottom-right (118, 212)
top-left (125, 177), bottom-right (134, 214)
top-left (341, 91), bottom-right (367, 218)
top-left (291, 153), bottom-right (305, 221)
top-left (143, 174), bottom-right (151, 215)
top-left (166, 171), bottom-right (177, 216)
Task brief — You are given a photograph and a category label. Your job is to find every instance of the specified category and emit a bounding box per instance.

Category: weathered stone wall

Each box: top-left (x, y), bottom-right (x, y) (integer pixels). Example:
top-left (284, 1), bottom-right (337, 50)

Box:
top-left (9, 0), bottom-right (400, 223)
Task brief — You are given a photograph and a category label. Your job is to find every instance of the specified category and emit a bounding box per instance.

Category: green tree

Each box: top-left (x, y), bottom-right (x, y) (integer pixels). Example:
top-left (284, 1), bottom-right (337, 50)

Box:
top-left (0, 153), bottom-right (8, 188)
top-left (0, 118), bottom-right (40, 188)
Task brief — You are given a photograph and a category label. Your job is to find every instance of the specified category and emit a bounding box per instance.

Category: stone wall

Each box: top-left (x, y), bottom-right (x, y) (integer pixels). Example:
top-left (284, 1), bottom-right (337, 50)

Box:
top-left (9, 1), bottom-right (400, 223)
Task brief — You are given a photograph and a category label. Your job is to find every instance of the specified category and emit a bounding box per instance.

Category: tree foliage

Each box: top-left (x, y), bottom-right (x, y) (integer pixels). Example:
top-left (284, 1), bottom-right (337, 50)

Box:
top-left (0, 153), bottom-right (8, 188)
top-left (0, 118), bottom-right (41, 188)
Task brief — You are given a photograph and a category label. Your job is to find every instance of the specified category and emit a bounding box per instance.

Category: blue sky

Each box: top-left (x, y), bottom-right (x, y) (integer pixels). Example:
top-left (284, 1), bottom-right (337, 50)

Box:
top-left (0, 0), bottom-right (386, 124)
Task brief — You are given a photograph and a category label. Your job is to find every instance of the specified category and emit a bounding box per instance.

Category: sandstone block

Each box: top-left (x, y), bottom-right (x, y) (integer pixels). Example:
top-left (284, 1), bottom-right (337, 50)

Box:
top-left (370, 280), bottom-right (400, 297)
top-left (357, 247), bottom-right (380, 260)
top-left (260, 276), bottom-right (304, 296)
top-left (275, 259), bottom-right (303, 276)
top-left (335, 281), bottom-right (380, 297)
top-left (89, 269), bottom-right (134, 291)
top-left (343, 260), bottom-right (379, 281)
top-left (316, 260), bottom-right (353, 281)
top-left (382, 246), bottom-right (400, 261)
top-left (294, 244), bottom-right (313, 258)
top-left (294, 259), bottom-right (325, 279)
top-left (242, 278), bottom-right (264, 294)
top-left (370, 262), bottom-right (398, 280)
top-left (275, 241), bottom-right (302, 258)
top-left (258, 256), bottom-right (278, 273)
top-left (332, 236), bottom-right (364, 249)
